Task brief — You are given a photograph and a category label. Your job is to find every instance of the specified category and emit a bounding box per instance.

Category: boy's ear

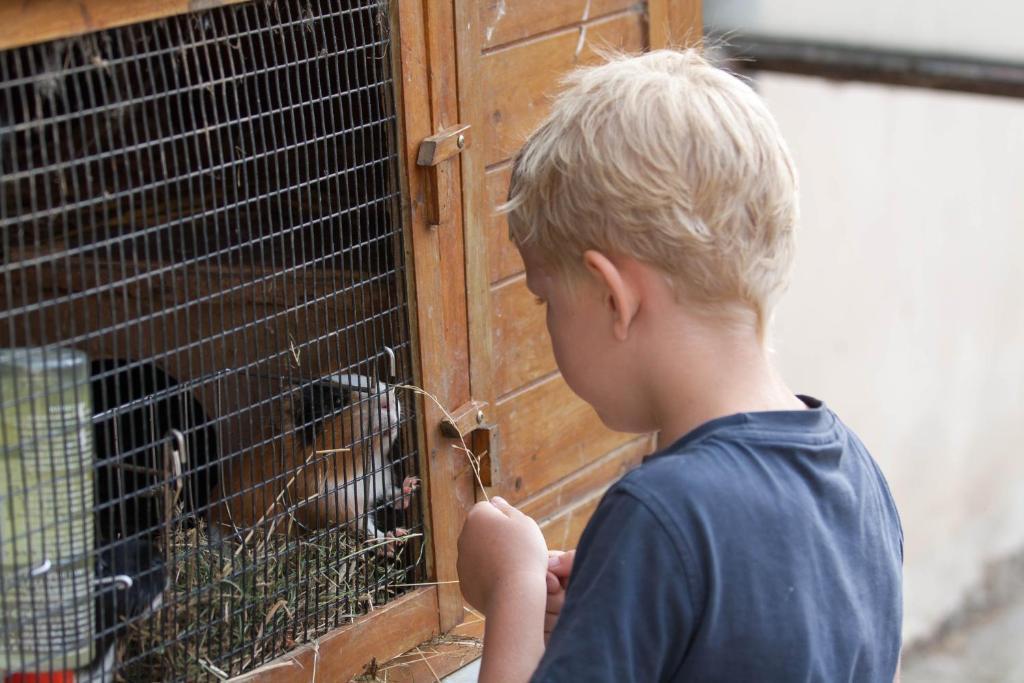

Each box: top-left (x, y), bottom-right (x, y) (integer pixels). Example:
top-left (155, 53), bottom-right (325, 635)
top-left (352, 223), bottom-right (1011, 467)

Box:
top-left (582, 250), bottom-right (640, 341)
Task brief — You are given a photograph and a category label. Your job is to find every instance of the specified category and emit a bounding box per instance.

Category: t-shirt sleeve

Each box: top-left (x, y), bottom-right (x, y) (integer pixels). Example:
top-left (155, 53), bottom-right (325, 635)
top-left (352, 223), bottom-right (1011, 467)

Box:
top-left (531, 488), bottom-right (696, 683)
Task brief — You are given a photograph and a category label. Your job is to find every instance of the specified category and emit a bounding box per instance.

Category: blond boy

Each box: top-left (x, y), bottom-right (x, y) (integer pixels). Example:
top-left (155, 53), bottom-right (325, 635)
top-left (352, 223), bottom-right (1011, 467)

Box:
top-left (457, 50), bottom-right (902, 682)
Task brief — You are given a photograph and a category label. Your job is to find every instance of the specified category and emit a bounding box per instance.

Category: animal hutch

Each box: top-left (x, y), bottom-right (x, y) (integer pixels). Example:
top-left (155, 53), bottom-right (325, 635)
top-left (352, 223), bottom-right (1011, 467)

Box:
top-left (0, 0), bottom-right (699, 680)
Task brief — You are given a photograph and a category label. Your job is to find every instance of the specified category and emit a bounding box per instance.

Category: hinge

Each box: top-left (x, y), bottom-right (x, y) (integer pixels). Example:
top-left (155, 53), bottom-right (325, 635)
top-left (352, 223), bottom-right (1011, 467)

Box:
top-left (417, 124), bottom-right (471, 228)
top-left (440, 398), bottom-right (498, 488)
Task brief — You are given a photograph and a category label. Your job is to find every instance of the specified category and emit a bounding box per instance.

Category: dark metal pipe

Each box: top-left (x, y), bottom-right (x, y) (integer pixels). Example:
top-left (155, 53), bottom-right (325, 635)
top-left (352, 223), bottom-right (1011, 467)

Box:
top-left (716, 35), bottom-right (1024, 99)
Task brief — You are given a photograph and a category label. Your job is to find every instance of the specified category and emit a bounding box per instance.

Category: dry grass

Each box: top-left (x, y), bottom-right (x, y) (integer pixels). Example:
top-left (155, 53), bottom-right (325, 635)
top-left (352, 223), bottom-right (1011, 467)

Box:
top-left (112, 384), bottom-right (467, 681)
top-left (118, 520), bottom-right (423, 681)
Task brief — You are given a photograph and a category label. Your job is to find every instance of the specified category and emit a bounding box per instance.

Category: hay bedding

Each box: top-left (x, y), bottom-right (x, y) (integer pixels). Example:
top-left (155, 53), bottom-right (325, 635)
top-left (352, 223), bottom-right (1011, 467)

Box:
top-left (116, 519), bottom-right (421, 682)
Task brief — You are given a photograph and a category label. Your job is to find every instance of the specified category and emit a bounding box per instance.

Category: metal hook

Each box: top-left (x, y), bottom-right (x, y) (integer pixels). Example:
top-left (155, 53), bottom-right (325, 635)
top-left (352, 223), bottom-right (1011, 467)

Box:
top-left (29, 558), bottom-right (52, 577)
top-left (95, 574), bottom-right (134, 590)
top-left (381, 346), bottom-right (396, 380)
top-left (164, 429), bottom-right (185, 494)
top-left (167, 428), bottom-right (187, 465)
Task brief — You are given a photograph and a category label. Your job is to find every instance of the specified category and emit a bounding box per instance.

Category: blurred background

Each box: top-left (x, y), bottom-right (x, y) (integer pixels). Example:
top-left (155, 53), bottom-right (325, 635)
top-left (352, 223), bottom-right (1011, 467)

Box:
top-left (703, 1), bottom-right (1024, 680)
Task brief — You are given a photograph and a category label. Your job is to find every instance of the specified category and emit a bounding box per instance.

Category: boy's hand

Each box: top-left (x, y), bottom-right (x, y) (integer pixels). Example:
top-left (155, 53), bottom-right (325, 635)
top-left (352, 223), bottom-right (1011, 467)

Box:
top-left (457, 497), bottom-right (549, 615)
top-left (544, 549), bottom-right (575, 644)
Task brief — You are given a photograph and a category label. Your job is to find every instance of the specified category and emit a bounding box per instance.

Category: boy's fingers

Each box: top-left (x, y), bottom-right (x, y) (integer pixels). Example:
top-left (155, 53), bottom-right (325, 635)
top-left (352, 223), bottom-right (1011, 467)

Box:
top-left (490, 496), bottom-right (517, 517)
top-left (549, 549), bottom-right (576, 579)
top-left (545, 571), bottom-right (561, 594)
top-left (546, 590), bottom-right (565, 614)
top-left (544, 612), bottom-right (560, 635)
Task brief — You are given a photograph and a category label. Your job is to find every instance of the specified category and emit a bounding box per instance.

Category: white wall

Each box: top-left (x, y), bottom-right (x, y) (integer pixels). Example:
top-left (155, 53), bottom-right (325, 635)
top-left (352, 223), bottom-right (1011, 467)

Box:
top-left (761, 73), bottom-right (1024, 644)
top-left (704, 0), bottom-right (1024, 63)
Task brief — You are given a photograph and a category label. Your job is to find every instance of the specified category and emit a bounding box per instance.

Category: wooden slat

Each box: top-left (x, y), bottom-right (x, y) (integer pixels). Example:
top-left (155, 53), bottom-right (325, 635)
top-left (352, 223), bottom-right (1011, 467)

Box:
top-left (0, 0), bottom-right (249, 50)
top-left (481, 0), bottom-right (638, 50)
top-left (648, 0), bottom-right (671, 49)
top-left (373, 607), bottom-right (484, 682)
top-left (453, 0), bottom-right (498, 495)
top-left (396, 0), bottom-right (473, 635)
top-left (491, 275), bottom-right (557, 397)
top-left (485, 164), bottom-right (525, 284)
top-left (519, 435), bottom-right (652, 521)
top-left (482, 9), bottom-right (647, 167)
top-left (669, 0), bottom-right (703, 46)
top-left (538, 487), bottom-right (605, 550)
top-left (495, 373), bottom-right (636, 503)
top-left (413, 0), bottom-right (474, 633)
top-left (252, 588), bottom-right (438, 682)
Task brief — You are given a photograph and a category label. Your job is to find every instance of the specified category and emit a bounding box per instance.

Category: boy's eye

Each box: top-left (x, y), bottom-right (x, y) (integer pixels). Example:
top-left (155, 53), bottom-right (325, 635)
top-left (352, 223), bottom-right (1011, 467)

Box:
top-left (534, 296), bottom-right (546, 306)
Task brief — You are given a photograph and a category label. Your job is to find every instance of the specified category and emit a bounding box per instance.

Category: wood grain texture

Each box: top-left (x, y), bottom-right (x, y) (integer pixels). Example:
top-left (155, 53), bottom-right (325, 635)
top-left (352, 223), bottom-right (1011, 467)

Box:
top-left (495, 373), bottom-right (636, 503)
top-left (0, 0), bottom-right (248, 50)
top-left (482, 9), bottom-right (647, 167)
top-left (481, 0), bottom-right (638, 50)
top-left (669, 0), bottom-right (702, 46)
top-left (648, 0), bottom-right (671, 49)
top-left (491, 274), bottom-right (557, 397)
top-left (396, 0), bottom-right (473, 634)
top-left (371, 607), bottom-right (484, 682)
top-left (251, 588), bottom-right (438, 682)
top-left (454, 0), bottom-right (499, 497)
top-left (519, 434), bottom-right (652, 521)
top-left (485, 163), bottom-right (525, 284)
top-left (538, 487), bottom-right (605, 550)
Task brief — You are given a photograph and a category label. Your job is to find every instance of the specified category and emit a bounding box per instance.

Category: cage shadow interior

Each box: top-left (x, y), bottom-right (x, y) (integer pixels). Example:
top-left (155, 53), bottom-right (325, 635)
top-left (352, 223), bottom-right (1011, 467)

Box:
top-left (0, 1), bottom-right (425, 680)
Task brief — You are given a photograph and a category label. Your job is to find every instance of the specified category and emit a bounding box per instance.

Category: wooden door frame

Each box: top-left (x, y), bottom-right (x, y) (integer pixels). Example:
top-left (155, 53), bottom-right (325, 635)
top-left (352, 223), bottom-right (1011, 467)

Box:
top-left (254, 0), bottom-right (480, 677)
top-left (0, 0), bottom-right (702, 679)
top-left (256, 0), bottom-right (704, 677)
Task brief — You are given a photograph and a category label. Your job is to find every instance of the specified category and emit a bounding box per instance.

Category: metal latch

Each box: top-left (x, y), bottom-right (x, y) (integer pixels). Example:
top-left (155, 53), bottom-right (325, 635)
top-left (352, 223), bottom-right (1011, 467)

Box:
top-left (417, 123), bottom-right (471, 228)
top-left (440, 398), bottom-right (498, 487)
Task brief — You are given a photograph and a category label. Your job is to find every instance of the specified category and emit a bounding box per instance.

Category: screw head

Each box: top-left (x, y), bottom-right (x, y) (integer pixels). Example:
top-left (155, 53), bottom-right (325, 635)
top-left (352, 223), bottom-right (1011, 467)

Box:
top-left (457, 134), bottom-right (466, 149)
top-left (476, 409), bottom-right (485, 424)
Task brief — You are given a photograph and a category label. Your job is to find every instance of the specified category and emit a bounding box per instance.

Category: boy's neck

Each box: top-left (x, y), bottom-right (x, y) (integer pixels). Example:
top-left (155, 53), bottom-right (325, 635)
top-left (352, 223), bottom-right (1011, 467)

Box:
top-left (645, 321), bottom-right (805, 449)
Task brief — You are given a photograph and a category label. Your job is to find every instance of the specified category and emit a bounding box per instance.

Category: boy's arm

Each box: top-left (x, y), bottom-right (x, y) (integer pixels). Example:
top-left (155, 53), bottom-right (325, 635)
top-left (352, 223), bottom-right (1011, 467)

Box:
top-left (457, 498), bottom-right (550, 683)
top-left (478, 572), bottom-right (547, 683)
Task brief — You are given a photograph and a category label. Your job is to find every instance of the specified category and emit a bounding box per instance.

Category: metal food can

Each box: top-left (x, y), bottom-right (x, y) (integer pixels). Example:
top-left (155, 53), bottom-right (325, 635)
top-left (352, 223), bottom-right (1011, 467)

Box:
top-left (0, 347), bottom-right (95, 672)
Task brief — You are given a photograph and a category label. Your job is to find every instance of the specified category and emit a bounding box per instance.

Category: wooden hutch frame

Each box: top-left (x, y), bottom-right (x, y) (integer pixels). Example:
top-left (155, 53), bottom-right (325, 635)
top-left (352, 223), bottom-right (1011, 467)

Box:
top-left (0, 0), bottom-right (701, 679)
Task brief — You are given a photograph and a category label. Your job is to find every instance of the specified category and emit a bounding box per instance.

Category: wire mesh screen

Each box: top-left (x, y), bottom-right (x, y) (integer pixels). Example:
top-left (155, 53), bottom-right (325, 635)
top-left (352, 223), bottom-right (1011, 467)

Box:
top-left (0, 1), bottom-right (424, 680)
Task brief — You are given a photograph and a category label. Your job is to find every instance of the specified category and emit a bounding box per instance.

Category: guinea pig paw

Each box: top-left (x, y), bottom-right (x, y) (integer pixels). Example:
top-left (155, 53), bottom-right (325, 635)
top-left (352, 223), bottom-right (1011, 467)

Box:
top-left (402, 475), bottom-right (421, 495)
top-left (397, 476), bottom-right (421, 510)
top-left (379, 528), bottom-right (410, 558)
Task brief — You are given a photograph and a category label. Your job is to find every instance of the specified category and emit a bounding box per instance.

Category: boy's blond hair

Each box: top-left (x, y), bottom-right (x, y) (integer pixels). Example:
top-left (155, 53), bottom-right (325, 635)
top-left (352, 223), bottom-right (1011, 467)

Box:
top-left (502, 49), bottom-right (799, 334)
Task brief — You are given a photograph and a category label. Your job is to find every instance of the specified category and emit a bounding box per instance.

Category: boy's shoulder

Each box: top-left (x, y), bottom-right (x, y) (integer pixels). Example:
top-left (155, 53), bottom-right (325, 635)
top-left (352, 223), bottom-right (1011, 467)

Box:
top-left (593, 397), bottom-right (903, 601)
top-left (540, 400), bottom-right (903, 681)
top-left (612, 397), bottom-right (854, 513)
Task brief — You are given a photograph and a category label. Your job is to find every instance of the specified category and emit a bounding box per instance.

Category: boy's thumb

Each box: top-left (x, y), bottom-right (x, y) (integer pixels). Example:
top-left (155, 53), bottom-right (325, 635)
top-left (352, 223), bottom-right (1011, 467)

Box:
top-left (549, 549), bottom-right (575, 579)
top-left (490, 496), bottom-right (516, 516)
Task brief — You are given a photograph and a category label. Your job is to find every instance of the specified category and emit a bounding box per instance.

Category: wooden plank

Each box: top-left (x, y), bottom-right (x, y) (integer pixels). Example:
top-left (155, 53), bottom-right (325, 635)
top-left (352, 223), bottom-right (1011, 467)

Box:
top-left (485, 163), bottom-right (525, 284)
top-left (538, 487), bottom-right (604, 550)
top-left (453, 0), bottom-right (499, 495)
top-left (491, 274), bottom-right (557, 397)
top-left (495, 373), bottom-right (636, 503)
top-left (407, 0), bottom-right (475, 634)
top-left (372, 607), bottom-right (485, 682)
top-left (251, 588), bottom-right (438, 682)
top-left (648, 0), bottom-right (671, 49)
top-left (481, 0), bottom-right (638, 50)
top-left (519, 434), bottom-right (652, 521)
top-left (0, 0), bottom-right (249, 50)
top-left (669, 0), bottom-right (702, 46)
top-left (482, 9), bottom-right (647, 167)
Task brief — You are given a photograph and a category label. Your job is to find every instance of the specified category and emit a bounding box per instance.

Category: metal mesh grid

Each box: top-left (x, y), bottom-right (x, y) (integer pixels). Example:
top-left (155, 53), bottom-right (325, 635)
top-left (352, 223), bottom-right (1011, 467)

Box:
top-left (0, 1), bottom-right (423, 679)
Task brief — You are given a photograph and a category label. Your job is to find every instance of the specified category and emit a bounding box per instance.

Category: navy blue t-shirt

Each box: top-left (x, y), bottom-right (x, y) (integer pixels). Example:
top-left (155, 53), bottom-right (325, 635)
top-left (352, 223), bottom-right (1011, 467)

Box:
top-left (532, 397), bottom-right (903, 682)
